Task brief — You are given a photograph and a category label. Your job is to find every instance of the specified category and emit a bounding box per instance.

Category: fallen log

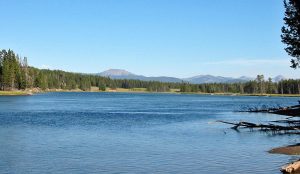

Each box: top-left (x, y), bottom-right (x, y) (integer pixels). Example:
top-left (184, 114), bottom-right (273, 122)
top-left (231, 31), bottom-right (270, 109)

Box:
top-left (220, 103), bottom-right (300, 173)
top-left (281, 160), bottom-right (300, 173)
top-left (271, 120), bottom-right (300, 125)
top-left (240, 104), bottom-right (300, 117)
top-left (217, 120), bottom-right (300, 133)
top-left (273, 107), bottom-right (300, 117)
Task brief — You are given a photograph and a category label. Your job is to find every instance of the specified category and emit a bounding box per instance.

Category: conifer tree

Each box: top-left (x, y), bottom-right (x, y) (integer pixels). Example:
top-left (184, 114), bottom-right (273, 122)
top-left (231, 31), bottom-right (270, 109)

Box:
top-left (0, 50), bottom-right (3, 90)
top-left (2, 50), bottom-right (12, 90)
top-left (282, 0), bottom-right (300, 68)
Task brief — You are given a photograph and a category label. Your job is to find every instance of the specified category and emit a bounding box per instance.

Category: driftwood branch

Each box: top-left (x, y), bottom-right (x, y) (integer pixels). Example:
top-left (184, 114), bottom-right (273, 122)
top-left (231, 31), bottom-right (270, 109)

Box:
top-left (281, 160), bottom-right (300, 173)
top-left (217, 120), bottom-right (300, 133)
top-left (240, 104), bottom-right (300, 117)
top-left (271, 120), bottom-right (300, 125)
top-left (221, 103), bottom-right (300, 173)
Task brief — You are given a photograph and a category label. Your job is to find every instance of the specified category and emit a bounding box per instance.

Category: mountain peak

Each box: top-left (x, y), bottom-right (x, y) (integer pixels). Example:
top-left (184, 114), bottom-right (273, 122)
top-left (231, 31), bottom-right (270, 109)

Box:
top-left (99, 69), bottom-right (135, 76)
top-left (97, 70), bottom-right (288, 84)
top-left (273, 75), bottom-right (286, 82)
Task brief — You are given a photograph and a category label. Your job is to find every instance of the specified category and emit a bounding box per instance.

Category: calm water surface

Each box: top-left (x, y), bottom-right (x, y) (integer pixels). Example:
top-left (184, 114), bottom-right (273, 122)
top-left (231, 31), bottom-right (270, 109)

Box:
top-left (0, 92), bottom-right (299, 174)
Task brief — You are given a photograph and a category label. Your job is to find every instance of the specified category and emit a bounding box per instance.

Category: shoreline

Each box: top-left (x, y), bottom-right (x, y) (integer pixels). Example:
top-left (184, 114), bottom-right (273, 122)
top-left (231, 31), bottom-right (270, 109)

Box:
top-left (269, 144), bottom-right (300, 156)
top-left (1, 88), bottom-right (300, 97)
top-left (269, 144), bottom-right (300, 173)
top-left (0, 90), bottom-right (33, 96)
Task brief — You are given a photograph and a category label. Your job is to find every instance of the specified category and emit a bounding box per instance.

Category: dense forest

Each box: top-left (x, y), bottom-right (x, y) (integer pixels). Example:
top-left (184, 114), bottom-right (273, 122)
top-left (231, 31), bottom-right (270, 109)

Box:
top-left (0, 49), bottom-right (299, 94)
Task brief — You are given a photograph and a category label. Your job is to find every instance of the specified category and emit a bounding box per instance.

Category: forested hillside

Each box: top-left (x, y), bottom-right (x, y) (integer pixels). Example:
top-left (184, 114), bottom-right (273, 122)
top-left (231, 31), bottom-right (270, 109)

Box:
top-left (0, 49), bottom-right (177, 92)
top-left (0, 49), bottom-right (299, 94)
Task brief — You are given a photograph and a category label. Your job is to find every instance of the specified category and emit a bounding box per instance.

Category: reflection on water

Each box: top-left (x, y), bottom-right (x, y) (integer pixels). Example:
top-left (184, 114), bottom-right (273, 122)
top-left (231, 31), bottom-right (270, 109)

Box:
top-left (0, 92), bottom-right (298, 174)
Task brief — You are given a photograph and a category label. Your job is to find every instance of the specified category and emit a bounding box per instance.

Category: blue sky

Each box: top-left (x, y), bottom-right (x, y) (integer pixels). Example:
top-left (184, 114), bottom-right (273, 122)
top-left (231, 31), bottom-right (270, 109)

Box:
top-left (0, 0), bottom-right (299, 78)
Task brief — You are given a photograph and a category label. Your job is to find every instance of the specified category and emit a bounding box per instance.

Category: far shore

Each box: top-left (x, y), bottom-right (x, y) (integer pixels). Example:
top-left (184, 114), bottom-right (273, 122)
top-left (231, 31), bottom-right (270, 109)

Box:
top-left (1, 87), bottom-right (300, 97)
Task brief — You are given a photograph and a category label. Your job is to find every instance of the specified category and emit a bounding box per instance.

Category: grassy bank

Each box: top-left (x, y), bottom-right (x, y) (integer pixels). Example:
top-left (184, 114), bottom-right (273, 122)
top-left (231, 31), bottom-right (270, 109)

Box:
top-left (1, 87), bottom-right (300, 97)
top-left (177, 92), bottom-right (300, 97)
top-left (0, 90), bottom-right (32, 96)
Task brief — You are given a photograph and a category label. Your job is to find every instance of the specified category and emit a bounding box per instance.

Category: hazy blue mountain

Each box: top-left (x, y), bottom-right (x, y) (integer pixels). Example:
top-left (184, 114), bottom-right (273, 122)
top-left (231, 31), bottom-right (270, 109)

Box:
top-left (183, 75), bottom-right (253, 84)
top-left (144, 76), bottom-right (184, 83)
top-left (98, 69), bottom-right (134, 76)
top-left (97, 69), bottom-right (183, 83)
top-left (97, 69), bottom-right (287, 84)
top-left (238, 76), bottom-right (254, 81)
top-left (273, 75), bottom-right (286, 82)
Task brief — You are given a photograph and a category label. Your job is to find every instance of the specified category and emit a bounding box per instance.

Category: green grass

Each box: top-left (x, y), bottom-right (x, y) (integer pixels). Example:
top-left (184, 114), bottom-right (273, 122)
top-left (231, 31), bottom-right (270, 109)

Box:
top-left (105, 88), bottom-right (147, 92)
top-left (130, 88), bottom-right (147, 92)
top-left (191, 92), bottom-right (300, 97)
top-left (170, 88), bottom-right (180, 93)
top-left (0, 91), bottom-right (31, 96)
top-left (105, 88), bottom-right (180, 93)
top-left (263, 93), bottom-right (300, 97)
top-left (2, 88), bottom-right (298, 97)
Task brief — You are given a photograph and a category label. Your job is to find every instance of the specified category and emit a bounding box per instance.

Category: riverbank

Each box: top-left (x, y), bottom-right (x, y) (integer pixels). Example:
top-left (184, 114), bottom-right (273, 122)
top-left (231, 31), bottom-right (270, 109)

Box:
top-left (0, 90), bottom-right (33, 96)
top-left (1, 87), bottom-right (300, 97)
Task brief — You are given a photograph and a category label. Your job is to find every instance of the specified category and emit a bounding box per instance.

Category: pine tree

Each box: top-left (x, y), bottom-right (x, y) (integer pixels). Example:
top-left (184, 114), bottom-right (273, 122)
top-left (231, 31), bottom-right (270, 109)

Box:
top-left (35, 72), bottom-right (47, 90)
top-left (0, 50), bottom-right (4, 90)
top-left (98, 82), bottom-right (106, 91)
top-left (20, 57), bottom-right (28, 89)
top-left (256, 75), bottom-right (265, 94)
top-left (14, 54), bottom-right (22, 89)
top-left (2, 50), bottom-right (12, 90)
top-left (281, 0), bottom-right (300, 68)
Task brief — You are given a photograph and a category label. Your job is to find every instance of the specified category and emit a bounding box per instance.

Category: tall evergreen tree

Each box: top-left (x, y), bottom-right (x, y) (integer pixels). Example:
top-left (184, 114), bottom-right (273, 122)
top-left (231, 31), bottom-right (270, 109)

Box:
top-left (0, 50), bottom-right (4, 90)
top-left (256, 75), bottom-right (265, 94)
top-left (20, 57), bottom-right (28, 89)
top-left (2, 50), bottom-right (12, 90)
top-left (281, 0), bottom-right (300, 68)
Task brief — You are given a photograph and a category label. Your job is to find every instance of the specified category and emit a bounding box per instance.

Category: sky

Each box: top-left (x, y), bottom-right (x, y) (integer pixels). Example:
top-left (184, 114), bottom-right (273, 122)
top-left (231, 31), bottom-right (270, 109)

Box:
top-left (0, 0), bottom-right (299, 78)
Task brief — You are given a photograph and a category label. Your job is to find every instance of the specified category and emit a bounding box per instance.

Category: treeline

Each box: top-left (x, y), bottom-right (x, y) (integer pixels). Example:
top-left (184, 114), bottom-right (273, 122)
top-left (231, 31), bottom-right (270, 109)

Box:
top-left (0, 49), bottom-right (176, 92)
top-left (0, 49), bottom-right (300, 94)
top-left (180, 75), bottom-right (300, 94)
top-left (0, 49), bottom-right (28, 90)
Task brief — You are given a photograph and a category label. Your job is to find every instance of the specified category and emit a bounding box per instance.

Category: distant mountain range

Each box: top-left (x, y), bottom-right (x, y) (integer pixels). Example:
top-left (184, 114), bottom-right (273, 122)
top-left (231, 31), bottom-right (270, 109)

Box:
top-left (97, 69), bottom-right (286, 84)
top-left (182, 75), bottom-right (254, 84)
top-left (97, 69), bottom-right (183, 83)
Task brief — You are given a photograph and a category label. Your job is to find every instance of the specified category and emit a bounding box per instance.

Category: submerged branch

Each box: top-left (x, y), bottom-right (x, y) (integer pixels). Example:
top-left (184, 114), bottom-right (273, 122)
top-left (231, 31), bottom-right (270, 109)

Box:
top-left (239, 104), bottom-right (300, 117)
top-left (281, 160), bottom-right (300, 173)
top-left (217, 120), bottom-right (300, 133)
